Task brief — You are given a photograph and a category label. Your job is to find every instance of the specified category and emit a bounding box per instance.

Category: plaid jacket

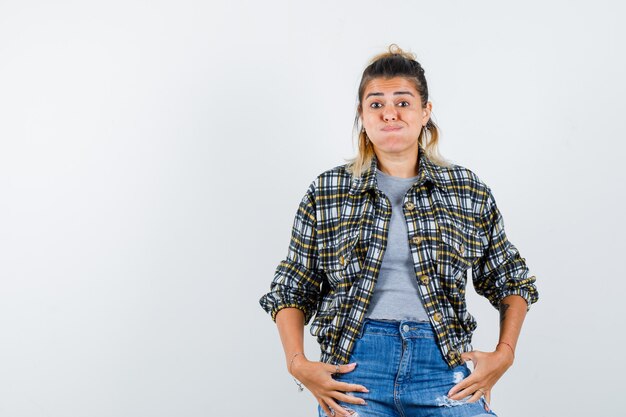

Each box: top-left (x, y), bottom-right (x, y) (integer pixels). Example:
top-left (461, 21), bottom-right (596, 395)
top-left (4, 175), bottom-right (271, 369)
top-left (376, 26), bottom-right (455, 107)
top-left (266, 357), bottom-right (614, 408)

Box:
top-left (259, 146), bottom-right (538, 367)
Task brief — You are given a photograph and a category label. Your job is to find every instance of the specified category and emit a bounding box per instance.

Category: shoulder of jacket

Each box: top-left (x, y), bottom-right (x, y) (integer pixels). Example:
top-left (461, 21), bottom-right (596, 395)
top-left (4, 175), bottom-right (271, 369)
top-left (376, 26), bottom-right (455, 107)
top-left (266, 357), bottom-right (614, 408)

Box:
top-left (299, 163), bottom-right (351, 201)
top-left (437, 160), bottom-right (491, 192)
top-left (435, 161), bottom-right (496, 220)
top-left (316, 162), bottom-right (352, 179)
top-left (311, 163), bottom-right (353, 188)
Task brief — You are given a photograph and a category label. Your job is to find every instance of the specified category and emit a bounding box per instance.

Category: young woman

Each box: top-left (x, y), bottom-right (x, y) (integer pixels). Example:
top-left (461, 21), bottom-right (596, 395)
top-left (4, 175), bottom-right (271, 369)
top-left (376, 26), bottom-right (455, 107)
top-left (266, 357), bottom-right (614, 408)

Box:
top-left (259, 44), bottom-right (538, 417)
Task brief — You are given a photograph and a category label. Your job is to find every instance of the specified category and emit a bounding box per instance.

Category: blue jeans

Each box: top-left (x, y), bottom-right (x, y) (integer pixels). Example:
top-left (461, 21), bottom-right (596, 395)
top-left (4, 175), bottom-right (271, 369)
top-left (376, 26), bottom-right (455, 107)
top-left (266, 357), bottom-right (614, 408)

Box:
top-left (317, 319), bottom-right (497, 417)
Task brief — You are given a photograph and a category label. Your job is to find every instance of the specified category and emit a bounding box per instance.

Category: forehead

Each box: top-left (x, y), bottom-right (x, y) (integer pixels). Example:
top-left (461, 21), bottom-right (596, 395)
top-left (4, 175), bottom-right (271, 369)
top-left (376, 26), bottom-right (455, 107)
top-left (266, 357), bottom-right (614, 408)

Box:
top-left (363, 77), bottom-right (418, 98)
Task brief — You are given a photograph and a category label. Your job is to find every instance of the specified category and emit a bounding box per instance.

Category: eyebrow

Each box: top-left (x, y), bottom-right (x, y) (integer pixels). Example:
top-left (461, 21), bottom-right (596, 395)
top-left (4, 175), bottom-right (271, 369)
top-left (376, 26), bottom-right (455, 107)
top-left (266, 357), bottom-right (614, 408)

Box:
top-left (365, 91), bottom-right (415, 99)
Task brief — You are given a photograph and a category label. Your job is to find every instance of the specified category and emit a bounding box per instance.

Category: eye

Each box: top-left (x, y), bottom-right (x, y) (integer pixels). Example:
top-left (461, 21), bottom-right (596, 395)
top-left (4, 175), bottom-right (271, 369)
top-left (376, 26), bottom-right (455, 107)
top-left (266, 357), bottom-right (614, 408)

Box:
top-left (398, 101), bottom-right (410, 107)
top-left (369, 102), bottom-right (382, 109)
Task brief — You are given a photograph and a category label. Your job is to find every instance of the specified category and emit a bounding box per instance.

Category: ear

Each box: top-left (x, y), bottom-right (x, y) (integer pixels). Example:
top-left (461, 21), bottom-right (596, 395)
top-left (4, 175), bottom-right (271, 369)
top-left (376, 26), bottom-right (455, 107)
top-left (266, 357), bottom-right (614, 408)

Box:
top-left (422, 101), bottom-right (433, 125)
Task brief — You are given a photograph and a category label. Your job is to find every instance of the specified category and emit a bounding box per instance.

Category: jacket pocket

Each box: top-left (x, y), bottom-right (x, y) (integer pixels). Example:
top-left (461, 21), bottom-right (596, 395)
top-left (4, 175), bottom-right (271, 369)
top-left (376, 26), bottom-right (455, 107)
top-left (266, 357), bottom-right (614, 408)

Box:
top-left (437, 218), bottom-right (485, 281)
top-left (318, 233), bottom-right (360, 289)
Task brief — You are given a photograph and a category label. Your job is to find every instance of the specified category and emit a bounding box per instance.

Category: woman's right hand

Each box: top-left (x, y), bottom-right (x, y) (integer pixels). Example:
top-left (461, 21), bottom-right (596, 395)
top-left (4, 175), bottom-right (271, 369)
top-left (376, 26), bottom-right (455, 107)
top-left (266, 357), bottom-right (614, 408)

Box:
top-left (290, 356), bottom-right (368, 417)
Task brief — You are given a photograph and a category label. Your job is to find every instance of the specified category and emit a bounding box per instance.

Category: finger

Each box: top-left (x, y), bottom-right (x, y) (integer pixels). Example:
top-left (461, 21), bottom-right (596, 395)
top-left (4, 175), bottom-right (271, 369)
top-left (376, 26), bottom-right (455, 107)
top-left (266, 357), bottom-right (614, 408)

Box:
top-left (466, 389), bottom-right (483, 404)
top-left (482, 391), bottom-right (492, 413)
top-left (449, 382), bottom-right (480, 401)
top-left (337, 363), bottom-right (357, 374)
top-left (318, 400), bottom-right (333, 417)
top-left (337, 381), bottom-right (369, 394)
top-left (335, 390), bottom-right (367, 406)
top-left (324, 397), bottom-right (351, 417)
top-left (448, 374), bottom-right (477, 397)
top-left (328, 362), bottom-right (357, 374)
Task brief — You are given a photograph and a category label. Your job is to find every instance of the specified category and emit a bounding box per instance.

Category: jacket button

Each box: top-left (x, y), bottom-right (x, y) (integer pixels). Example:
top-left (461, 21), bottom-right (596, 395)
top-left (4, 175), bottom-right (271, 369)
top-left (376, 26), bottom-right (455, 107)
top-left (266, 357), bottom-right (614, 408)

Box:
top-left (339, 255), bottom-right (345, 266)
top-left (411, 236), bottom-right (423, 245)
top-left (420, 275), bottom-right (430, 285)
top-left (433, 312), bottom-right (443, 322)
top-left (448, 349), bottom-right (460, 360)
top-left (404, 201), bottom-right (415, 210)
top-left (459, 244), bottom-right (465, 255)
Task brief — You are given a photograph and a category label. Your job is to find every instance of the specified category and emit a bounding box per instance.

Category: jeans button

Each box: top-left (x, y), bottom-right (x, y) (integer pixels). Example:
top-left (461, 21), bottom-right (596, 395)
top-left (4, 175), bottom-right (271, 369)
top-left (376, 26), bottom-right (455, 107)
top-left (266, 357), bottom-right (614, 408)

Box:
top-left (402, 324), bottom-right (410, 332)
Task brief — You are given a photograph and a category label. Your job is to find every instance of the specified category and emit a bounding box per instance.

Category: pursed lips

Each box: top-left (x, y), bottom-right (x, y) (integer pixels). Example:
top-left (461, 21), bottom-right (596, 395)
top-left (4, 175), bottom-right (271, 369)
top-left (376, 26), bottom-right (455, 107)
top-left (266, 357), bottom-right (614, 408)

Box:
top-left (382, 125), bottom-right (402, 131)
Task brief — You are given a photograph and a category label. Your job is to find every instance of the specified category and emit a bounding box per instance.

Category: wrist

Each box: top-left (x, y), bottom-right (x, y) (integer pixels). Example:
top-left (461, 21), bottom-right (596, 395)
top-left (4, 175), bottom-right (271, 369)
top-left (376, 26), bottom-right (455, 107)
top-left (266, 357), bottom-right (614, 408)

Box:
top-left (495, 343), bottom-right (515, 366)
top-left (287, 352), bottom-right (307, 377)
top-left (497, 341), bottom-right (515, 356)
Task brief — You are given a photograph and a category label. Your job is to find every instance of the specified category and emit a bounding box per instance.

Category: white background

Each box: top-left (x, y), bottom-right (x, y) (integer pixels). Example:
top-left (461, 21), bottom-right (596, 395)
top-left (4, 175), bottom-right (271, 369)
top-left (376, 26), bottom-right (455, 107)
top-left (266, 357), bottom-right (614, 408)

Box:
top-left (1, 1), bottom-right (625, 416)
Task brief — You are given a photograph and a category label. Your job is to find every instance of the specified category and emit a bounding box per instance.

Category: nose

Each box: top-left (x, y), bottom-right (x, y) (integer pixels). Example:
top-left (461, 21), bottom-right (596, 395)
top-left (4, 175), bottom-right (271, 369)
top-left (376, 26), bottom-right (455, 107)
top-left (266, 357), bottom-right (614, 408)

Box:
top-left (383, 106), bottom-right (397, 121)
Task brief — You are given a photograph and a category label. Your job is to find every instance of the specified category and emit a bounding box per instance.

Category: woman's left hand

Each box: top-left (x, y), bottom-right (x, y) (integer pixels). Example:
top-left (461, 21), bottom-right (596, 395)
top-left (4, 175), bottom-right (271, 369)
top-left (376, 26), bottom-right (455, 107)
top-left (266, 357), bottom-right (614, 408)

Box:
top-left (447, 346), bottom-right (514, 405)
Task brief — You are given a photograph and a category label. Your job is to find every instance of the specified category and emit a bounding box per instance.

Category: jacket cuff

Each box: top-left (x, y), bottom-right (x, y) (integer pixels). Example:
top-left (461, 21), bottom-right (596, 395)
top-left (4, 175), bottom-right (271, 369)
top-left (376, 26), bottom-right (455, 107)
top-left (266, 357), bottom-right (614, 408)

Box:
top-left (492, 278), bottom-right (539, 312)
top-left (259, 289), bottom-right (316, 325)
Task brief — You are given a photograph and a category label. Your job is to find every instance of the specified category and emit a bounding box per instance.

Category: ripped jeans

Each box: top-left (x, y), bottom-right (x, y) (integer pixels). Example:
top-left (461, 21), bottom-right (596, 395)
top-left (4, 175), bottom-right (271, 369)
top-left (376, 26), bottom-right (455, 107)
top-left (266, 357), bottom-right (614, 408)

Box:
top-left (318, 319), bottom-right (497, 417)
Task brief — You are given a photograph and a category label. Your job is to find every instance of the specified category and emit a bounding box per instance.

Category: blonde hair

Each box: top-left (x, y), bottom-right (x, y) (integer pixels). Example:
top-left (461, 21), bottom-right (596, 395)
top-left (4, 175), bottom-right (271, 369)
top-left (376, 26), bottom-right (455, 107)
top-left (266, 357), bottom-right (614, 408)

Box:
top-left (346, 44), bottom-right (451, 177)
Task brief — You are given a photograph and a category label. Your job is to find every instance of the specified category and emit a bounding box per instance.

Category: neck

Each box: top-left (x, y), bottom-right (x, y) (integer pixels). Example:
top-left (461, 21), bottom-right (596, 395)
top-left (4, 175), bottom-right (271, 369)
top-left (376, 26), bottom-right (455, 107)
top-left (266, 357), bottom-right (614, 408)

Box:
top-left (375, 147), bottom-right (419, 178)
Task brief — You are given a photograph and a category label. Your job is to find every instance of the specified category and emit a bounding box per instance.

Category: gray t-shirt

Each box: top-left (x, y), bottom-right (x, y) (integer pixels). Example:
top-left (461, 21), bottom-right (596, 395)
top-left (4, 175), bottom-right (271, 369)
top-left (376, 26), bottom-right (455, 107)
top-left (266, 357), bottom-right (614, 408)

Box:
top-left (364, 168), bottom-right (429, 322)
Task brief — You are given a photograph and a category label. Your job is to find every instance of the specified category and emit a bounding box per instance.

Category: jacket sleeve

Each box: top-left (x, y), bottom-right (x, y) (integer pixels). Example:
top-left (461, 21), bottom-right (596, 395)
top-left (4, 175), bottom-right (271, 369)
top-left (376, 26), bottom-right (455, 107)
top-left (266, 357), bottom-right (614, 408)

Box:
top-left (472, 186), bottom-right (539, 311)
top-left (258, 180), bottom-right (324, 325)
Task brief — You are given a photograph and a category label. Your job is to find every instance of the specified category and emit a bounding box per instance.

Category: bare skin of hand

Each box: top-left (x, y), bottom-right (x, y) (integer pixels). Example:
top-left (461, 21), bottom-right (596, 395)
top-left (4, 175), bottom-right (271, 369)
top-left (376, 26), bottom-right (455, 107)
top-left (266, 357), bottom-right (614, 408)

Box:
top-left (291, 355), bottom-right (369, 417)
top-left (448, 295), bottom-right (527, 405)
top-left (447, 346), bottom-right (514, 405)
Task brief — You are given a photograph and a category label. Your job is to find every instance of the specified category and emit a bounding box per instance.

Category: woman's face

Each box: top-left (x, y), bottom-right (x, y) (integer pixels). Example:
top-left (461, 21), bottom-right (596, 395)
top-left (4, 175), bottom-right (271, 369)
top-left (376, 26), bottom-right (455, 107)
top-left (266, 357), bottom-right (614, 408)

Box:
top-left (360, 77), bottom-right (432, 156)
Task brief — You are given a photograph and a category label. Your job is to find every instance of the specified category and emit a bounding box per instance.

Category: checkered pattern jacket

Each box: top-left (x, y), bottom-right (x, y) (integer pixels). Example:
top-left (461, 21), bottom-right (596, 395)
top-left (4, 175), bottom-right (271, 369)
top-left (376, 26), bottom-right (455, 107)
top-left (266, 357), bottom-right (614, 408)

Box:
top-left (259, 146), bottom-right (538, 367)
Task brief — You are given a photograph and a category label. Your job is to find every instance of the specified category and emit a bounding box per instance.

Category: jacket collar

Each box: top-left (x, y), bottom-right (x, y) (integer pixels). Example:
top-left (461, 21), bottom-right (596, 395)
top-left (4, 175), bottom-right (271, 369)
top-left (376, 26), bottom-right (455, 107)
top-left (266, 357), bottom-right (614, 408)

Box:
top-left (350, 145), bottom-right (445, 195)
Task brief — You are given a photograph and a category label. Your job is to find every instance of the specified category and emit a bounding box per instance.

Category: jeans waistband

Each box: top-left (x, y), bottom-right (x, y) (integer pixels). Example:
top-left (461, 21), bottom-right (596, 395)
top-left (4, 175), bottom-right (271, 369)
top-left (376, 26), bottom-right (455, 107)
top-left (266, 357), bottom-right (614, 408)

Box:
top-left (358, 318), bottom-right (433, 339)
